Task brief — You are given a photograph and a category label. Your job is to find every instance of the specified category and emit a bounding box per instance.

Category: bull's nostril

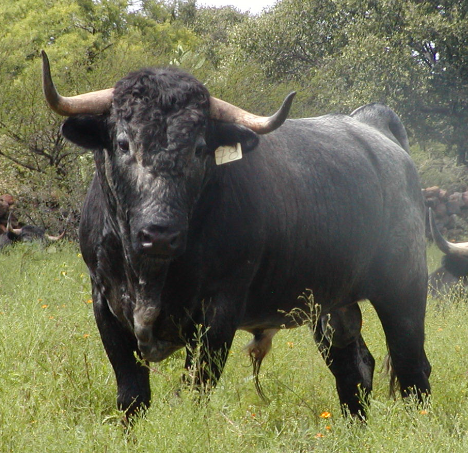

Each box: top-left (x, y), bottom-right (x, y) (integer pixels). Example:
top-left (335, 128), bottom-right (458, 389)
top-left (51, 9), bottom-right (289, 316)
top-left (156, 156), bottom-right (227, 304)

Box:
top-left (136, 225), bottom-right (185, 256)
top-left (138, 230), bottom-right (155, 247)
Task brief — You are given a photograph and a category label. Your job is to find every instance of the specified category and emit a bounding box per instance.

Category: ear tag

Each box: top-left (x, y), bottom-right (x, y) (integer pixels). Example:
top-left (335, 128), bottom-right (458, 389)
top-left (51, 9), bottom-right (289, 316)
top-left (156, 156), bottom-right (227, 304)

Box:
top-left (215, 143), bottom-right (242, 165)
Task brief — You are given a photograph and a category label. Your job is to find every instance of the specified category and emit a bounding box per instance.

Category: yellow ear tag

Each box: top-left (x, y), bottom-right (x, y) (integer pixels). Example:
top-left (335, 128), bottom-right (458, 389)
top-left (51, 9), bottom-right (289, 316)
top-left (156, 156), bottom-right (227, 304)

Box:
top-left (215, 143), bottom-right (242, 165)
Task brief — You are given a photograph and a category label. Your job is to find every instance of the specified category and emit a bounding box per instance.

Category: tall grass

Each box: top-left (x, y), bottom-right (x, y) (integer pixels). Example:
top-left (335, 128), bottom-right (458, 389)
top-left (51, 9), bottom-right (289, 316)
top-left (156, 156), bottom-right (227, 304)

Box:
top-left (1, 242), bottom-right (468, 451)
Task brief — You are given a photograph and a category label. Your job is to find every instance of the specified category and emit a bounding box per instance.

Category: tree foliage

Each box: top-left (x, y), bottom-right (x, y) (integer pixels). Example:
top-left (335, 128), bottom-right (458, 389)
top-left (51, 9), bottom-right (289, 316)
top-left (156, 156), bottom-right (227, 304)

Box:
top-left (232, 0), bottom-right (349, 81)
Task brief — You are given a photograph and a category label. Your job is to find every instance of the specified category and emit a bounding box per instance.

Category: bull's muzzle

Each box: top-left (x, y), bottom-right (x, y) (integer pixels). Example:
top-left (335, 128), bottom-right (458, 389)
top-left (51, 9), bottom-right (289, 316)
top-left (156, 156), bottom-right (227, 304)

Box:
top-left (136, 224), bottom-right (186, 258)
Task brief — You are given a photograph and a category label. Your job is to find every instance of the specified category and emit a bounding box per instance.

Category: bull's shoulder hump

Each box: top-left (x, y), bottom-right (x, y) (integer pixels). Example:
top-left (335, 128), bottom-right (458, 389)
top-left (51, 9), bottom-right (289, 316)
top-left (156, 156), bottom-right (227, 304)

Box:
top-left (349, 103), bottom-right (410, 153)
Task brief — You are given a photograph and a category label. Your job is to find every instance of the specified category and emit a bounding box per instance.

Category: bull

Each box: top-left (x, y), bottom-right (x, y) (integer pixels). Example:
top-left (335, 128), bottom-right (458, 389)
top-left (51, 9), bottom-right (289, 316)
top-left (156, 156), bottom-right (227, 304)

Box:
top-left (428, 207), bottom-right (468, 298)
top-left (42, 51), bottom-right (431, 420)
top-left (0, 213), bottom-right (64, 251)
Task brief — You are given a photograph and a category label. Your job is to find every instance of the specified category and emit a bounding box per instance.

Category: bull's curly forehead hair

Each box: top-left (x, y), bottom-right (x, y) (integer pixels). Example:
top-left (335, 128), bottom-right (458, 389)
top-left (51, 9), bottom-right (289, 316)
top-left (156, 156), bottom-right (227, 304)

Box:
top-left (112, 67), bottom-right (211, 119)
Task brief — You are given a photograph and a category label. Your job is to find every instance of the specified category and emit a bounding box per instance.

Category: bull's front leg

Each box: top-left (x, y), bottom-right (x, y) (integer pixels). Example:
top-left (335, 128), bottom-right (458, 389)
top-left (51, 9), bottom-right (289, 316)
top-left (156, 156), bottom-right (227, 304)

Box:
top-left (183, 296), bottom-right (239, 393)
top-left (92, 288), bottom-right (151, 420)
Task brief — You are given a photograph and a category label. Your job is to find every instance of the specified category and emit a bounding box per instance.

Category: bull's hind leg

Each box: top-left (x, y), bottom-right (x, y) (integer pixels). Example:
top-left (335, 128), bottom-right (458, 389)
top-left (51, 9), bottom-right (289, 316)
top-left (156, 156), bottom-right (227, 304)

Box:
top-left (93, 289), bottom-right (151, 419)
top-left (371, 283), bottom-right (431, 402)
top-left (314, 304), bottom-right (375, 417)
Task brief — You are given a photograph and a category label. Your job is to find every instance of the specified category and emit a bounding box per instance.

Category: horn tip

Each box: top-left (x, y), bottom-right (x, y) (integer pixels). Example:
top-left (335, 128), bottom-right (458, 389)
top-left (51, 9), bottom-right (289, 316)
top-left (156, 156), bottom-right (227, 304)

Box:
top-left (41, 49), bottom-right (60, 110)
top-left (283, 91), bottom-right (296, 108)
top-left (429, 206), bottom-right (452, 255)
top-left (41, 50), bottom-right (50, 71)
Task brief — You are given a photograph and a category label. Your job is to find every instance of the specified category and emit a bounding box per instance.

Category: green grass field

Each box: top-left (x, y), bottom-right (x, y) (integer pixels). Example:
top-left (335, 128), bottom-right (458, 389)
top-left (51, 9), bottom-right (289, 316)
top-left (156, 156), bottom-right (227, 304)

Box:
top-left (1, 242), bottom-right (468, 452)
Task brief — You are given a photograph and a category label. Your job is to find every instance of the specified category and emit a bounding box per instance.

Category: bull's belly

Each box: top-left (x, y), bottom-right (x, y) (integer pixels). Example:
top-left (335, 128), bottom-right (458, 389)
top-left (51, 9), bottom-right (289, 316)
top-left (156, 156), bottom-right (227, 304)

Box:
top-left (239, 288), bottom-right (317, 332)
top-left (238, 273), bottom-right (365, 332)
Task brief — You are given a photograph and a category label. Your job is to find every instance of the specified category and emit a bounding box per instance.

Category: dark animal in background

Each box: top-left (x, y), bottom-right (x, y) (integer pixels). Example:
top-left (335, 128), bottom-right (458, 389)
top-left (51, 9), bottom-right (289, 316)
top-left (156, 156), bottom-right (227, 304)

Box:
top-left (0, 213), bottom-right (65, 251)
top-left (42, 51), bottom-right (431, 421)
top-left (428, 207), bottom-right (468, 298)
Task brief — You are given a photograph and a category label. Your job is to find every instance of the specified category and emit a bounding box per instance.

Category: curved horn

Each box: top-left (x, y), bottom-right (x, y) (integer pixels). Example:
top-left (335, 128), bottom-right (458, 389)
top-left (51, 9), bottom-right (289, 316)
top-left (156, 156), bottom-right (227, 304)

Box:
top-left (209, 92), bottom-right (296, 135)
top-left (6, 212), bottom-right (22, 236)
top-left (42, 51), bottom-right (113, 116)
top-left (42, 49), bottom-right (295, 130)
top-left (429, 207), bottom-right (468, 256)
top-left (46, 230), bottom-right (66, 242)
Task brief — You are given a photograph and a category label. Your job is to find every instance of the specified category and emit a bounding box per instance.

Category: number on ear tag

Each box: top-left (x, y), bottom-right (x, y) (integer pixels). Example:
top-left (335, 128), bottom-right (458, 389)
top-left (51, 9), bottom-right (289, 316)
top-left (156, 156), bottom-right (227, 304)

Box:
top-left (215, 143), bottom-right (242, 165)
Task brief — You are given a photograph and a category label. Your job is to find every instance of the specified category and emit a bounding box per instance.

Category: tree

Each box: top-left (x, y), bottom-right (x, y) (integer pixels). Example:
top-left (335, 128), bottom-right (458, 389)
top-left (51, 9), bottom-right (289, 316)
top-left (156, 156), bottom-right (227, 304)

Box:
top-left (187, 4), bottom-right (248, 69)
top-left (231, 0), bottom-right (349, 81)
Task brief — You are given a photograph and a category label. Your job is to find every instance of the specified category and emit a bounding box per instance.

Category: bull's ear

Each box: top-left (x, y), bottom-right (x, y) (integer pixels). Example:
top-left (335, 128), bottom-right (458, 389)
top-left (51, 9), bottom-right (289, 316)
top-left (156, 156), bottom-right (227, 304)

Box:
top-left (61, 116), bottom-right (108, 150)
top-left (212, 122), bottom-right (259, 153)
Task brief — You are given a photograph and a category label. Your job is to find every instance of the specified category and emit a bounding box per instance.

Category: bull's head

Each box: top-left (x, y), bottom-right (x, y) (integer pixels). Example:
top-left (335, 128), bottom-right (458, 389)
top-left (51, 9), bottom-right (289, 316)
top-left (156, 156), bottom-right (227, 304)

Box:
top-left (42, 51), bottom-right (294, 261)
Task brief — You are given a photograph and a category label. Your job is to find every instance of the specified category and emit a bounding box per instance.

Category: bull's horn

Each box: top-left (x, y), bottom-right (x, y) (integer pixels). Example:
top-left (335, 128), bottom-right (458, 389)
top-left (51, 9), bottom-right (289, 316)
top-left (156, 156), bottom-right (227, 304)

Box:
top-left (41, 51), bottom-right (113, 116)
top-left (429, 207), bottom-right (468, 256)
top-left (6, 212), bottom-right (22, 236)
top-left (209, 92), bottom-right (296, 134)
top-left (46, 230), bottom-right (66, 241)
top-left (42, 50), bottom-right (295, 132)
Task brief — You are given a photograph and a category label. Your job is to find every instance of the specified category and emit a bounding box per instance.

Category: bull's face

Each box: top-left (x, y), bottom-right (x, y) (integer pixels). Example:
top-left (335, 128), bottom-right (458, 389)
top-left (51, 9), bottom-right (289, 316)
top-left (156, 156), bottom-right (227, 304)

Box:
top-left (60, 68), bottom-right (260, 261)
top-left (103, 68), bottom-right (212, 260)
top-left (109, 118), bottom-right (205, 259)
top-left (42, 52), bottom-right (294, 262)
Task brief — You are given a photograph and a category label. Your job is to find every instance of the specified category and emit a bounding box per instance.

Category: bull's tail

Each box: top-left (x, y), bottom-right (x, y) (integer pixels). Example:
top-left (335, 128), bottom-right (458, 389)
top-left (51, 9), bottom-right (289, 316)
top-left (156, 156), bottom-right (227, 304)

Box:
top-left (244, 329), bottom-right (279, 402)
top-left (249, 353), bottom-right (269, 402)
top-left (382, 352), bottom-right (399, 398)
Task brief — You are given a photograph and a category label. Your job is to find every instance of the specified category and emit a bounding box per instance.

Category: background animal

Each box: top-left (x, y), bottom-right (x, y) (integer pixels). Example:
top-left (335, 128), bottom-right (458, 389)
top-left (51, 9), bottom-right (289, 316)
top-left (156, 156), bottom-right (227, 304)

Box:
top-left (428, 207), bottom-right (468, 298)
top-left (42, 51), bottom-right (431, 421)
top-left (0, 215), bottom-right (64, 251)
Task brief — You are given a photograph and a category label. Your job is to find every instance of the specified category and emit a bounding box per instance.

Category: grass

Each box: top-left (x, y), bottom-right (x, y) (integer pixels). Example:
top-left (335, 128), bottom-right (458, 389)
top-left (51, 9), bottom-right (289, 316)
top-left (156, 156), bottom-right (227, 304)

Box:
top-left (1, 242), bottom-right (468, 451)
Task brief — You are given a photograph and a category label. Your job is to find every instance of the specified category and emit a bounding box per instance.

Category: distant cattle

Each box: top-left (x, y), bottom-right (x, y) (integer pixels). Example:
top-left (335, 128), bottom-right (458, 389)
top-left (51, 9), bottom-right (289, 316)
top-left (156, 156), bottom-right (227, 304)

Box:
top-left (0, 214), bottom-right (64, 251)
top-left (42, 51), bottom-right (431, 421)
top-left (428, 207), bottom-right (468, 298)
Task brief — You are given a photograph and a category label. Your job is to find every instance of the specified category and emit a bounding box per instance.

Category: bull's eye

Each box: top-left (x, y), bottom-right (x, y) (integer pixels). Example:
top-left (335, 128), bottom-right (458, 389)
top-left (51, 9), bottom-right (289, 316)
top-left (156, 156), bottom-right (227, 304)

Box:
top-left (117, 138), bottom-right (130, 153)
top-left (195, 139), bottom-right (206, 157)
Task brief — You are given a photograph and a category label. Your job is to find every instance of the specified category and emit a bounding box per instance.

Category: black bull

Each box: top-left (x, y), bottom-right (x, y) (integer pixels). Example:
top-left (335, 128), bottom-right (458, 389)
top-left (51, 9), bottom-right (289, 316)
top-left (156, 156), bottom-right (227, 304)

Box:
top-left (0, 223), bottom-right (64, 251)
top-left (42, 52), bottom-right (431, 419)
